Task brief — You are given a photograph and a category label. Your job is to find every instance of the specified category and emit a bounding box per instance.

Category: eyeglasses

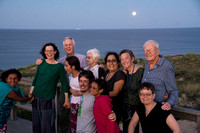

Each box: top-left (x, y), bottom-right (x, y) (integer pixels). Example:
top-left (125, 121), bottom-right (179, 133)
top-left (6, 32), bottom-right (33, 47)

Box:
top-left (107, 59), bottom-right (117, 63)
top-left (87, 56), bottom-right (93, 59)
top-left (144, 49), bottom-right (157, 53)
top-left (139, 93), bottom-right (152, 97)
top-left (90, 86), bottom-right (99, 91)
top-left (45, 50), bottom-right (55, 53)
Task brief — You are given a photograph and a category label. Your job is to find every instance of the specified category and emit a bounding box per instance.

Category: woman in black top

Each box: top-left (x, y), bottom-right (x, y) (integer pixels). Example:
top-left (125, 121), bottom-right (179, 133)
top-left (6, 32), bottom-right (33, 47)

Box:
top-left (104, 52), bottom-right (125, 124)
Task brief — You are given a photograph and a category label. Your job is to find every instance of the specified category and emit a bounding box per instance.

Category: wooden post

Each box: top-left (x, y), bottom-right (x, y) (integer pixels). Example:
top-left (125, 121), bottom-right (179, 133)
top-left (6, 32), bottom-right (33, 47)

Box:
top-left (10, 106), bottom-right (17, 120)
top-left (197, 116), bottom-right (200, 133)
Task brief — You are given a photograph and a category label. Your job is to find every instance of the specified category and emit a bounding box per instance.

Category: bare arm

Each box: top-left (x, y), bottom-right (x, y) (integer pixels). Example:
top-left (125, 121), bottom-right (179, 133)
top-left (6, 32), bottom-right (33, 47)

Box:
top-left (109, 80), bottom-right (124, 97)
top-left (108, 111), bottom-right (116, 122)
top-left (63, 93), bottom-right (70, 109)
top-left (6, 91), bottom-right (31, 102)
top-left (36, 58), bottom-right (43, 65)
top-left (29, 86), bottom-right (34, 97)
top-left (128, 112), bottom-right (139, 133)
top-left (70, 88), bottom-right (83, 96)
top-left (166, 114), bottom-right (182, 133)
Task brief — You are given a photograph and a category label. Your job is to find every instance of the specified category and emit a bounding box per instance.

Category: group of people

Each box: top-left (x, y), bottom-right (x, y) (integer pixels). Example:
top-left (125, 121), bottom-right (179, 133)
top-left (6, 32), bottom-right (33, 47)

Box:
top-left (0, 37), bottom-right (182, 133)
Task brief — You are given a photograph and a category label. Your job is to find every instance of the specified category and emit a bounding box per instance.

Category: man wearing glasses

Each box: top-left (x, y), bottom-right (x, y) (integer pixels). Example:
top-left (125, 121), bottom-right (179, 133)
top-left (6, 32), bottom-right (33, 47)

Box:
top-left (142, 40), bottom-right (179, 111)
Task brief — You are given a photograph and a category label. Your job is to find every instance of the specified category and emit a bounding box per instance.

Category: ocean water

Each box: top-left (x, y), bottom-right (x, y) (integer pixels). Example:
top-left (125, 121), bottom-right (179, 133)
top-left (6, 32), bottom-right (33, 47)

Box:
top-left (0, 28), bottom-right (200, 70)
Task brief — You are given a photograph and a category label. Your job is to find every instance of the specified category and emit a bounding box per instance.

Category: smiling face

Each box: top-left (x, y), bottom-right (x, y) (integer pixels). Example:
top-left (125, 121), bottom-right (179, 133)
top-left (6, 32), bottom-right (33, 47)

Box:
top-left (6, 73), bottom-right (19, 87)
top-left (120, 53), bottom-right (134, 70)
top-left (139, 88), bottom-right (155, 105)
top-left (106, 54), bottom-right (118, 72)
top-left (144, 43), bottom-right (160, 62)
top-left (44, 46), bottom-right (56, 60)
top-left (64, 61), bottom-right (73, 74)
top-left (90, 82), bottom-right (102, 97)
top-left (63, 38), bottom-right (75, 56)
top-left (79, 76), bottom-right (90, 93)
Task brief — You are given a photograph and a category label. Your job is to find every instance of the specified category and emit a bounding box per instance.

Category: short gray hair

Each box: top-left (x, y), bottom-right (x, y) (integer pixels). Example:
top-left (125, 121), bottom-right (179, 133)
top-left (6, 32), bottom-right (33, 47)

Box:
top-left (63, 37), bottom-right (76, 46)
top-left (87, 48), bottom-right (100, 59)
top-left (143, 40), bottom-right (159, 49)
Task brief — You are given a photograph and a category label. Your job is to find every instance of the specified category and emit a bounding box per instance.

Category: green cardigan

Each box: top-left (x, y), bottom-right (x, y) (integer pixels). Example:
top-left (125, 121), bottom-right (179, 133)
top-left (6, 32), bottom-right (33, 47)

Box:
top-left (32, 60), bottom-right (68, 99)
top-left (125, 67), bottom-right (144, 106)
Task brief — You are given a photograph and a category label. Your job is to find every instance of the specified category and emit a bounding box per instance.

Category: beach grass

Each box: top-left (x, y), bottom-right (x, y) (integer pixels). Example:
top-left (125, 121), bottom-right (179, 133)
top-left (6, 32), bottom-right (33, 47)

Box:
top-left (1, 53), bottom-right (200, 120)
top-left (16, 53), bottom-right (200, 108)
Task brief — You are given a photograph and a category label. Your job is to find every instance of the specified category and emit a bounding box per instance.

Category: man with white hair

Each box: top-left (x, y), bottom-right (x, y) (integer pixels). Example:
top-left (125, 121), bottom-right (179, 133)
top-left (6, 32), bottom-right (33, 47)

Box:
top-left (84, 48), bottom-right (105, 79)
top-left (57, 37), bottom-right (87, 133)
top-left (142, 40), bottom-right (179, 111)
top-left (58, 37), bottom-right (88, 68)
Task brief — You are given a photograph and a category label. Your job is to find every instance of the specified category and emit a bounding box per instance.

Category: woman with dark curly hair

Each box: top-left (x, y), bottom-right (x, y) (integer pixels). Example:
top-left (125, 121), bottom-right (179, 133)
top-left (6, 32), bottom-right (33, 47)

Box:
top-left (0, 69), bottom-right (31, 133)
top-left (29, 42), bottom-right (70, 133)
top-left (104, 52), bottom-right (125, 124)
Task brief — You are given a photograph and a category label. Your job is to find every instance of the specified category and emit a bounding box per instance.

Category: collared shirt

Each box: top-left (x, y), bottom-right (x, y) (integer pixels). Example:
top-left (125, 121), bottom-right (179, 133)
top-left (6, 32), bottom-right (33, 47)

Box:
top-left (58, 53), bottom-right (88, 68)
top-left (84, 65), bottom-right (99, 79)
top-left (142, 55), bottom-right (179, 106)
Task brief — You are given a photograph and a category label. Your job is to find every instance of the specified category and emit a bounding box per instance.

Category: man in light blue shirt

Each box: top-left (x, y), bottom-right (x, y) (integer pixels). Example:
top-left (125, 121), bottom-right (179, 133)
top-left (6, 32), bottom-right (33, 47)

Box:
top-left (142, 40), bottom-right (179, 110)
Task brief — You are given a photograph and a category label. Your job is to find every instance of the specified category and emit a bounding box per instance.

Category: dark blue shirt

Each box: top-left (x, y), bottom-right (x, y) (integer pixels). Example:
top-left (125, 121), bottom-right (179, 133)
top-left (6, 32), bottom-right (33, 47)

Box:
top-left (142, 55), bottom-right (178, 106)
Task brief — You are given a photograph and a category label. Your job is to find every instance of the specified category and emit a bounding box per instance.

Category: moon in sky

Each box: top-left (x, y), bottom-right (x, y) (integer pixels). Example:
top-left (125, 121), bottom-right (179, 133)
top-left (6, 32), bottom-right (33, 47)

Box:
top-left (132, 11), bottom-right (136, 16)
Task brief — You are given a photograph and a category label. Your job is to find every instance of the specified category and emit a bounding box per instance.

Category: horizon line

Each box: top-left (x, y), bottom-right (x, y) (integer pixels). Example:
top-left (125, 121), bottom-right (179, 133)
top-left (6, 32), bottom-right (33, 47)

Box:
top-left (0, 27), bottom-right (200, 30)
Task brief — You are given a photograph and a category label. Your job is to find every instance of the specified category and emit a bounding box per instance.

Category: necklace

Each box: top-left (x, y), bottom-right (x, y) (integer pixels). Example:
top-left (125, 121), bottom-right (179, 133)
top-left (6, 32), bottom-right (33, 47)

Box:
top-left (105, 69), bottom-right (118, 81)
top-left (46, 59), bottom-right (56, 64)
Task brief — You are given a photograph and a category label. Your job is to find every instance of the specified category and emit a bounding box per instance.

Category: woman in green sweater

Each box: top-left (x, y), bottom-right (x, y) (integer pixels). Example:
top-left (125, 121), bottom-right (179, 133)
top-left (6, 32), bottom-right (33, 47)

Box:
top-left (29, 42), bottom-right (70, 133)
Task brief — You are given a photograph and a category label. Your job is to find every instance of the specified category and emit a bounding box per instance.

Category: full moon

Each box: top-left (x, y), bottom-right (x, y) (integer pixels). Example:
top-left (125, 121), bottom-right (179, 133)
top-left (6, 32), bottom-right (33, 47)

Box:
top-left (132, 11), bottom-right (136, 16)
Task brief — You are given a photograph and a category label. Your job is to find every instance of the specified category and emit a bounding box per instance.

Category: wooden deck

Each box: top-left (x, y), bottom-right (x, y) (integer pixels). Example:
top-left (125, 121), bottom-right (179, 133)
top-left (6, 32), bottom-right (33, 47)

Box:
top-left (7, 117), bottom-right (32, 133)
top-left (6, 118), bottom-right (197, 133)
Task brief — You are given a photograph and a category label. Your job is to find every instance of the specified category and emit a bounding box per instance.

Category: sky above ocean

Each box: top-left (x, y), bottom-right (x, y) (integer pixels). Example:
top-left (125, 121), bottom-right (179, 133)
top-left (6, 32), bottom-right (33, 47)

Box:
top-left (0, 0), bottom-right (200, 29)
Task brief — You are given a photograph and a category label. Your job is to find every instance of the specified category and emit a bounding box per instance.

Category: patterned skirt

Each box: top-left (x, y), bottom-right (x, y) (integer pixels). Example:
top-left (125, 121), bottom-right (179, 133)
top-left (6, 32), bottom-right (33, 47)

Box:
top-left (70, 103), bottom-right (79, 133)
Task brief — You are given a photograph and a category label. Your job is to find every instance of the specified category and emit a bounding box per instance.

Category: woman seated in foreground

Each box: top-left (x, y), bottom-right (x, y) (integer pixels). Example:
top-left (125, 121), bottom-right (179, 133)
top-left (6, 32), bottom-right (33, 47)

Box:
top-left (128, 82), bottom-right (181, 133)
top-left (0, 69), bottom-right (31, 133)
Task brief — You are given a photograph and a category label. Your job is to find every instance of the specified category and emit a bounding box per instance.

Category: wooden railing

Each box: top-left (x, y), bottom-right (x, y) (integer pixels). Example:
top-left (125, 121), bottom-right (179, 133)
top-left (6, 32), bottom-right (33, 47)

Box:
top-left (10, 77), bottom-right (62, 133)
top-left (171, 106), bottom-right (200, 133)
top-left (10, 77), bottom-right (33, 120)
top-left (11, 78), bottom-right (200, 133)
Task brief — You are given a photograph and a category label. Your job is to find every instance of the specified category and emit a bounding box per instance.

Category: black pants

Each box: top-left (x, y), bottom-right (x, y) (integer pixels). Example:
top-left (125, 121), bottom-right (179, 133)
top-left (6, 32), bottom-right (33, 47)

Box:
top-left (123, 104), bottom-right (139, 133)
top-left (123, 119), bottom-right (139, 133)
top-left (57, 89), bottom-right (71, 133)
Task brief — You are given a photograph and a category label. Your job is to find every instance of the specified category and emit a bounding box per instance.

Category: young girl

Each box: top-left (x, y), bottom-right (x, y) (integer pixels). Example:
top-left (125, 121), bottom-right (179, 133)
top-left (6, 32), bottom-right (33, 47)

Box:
top-left (64, 56), bottom-right (83, 133)
top-left (0, 69), bottom-right (31, 133)
top-left (90, 79), bottom-right (120, 133)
